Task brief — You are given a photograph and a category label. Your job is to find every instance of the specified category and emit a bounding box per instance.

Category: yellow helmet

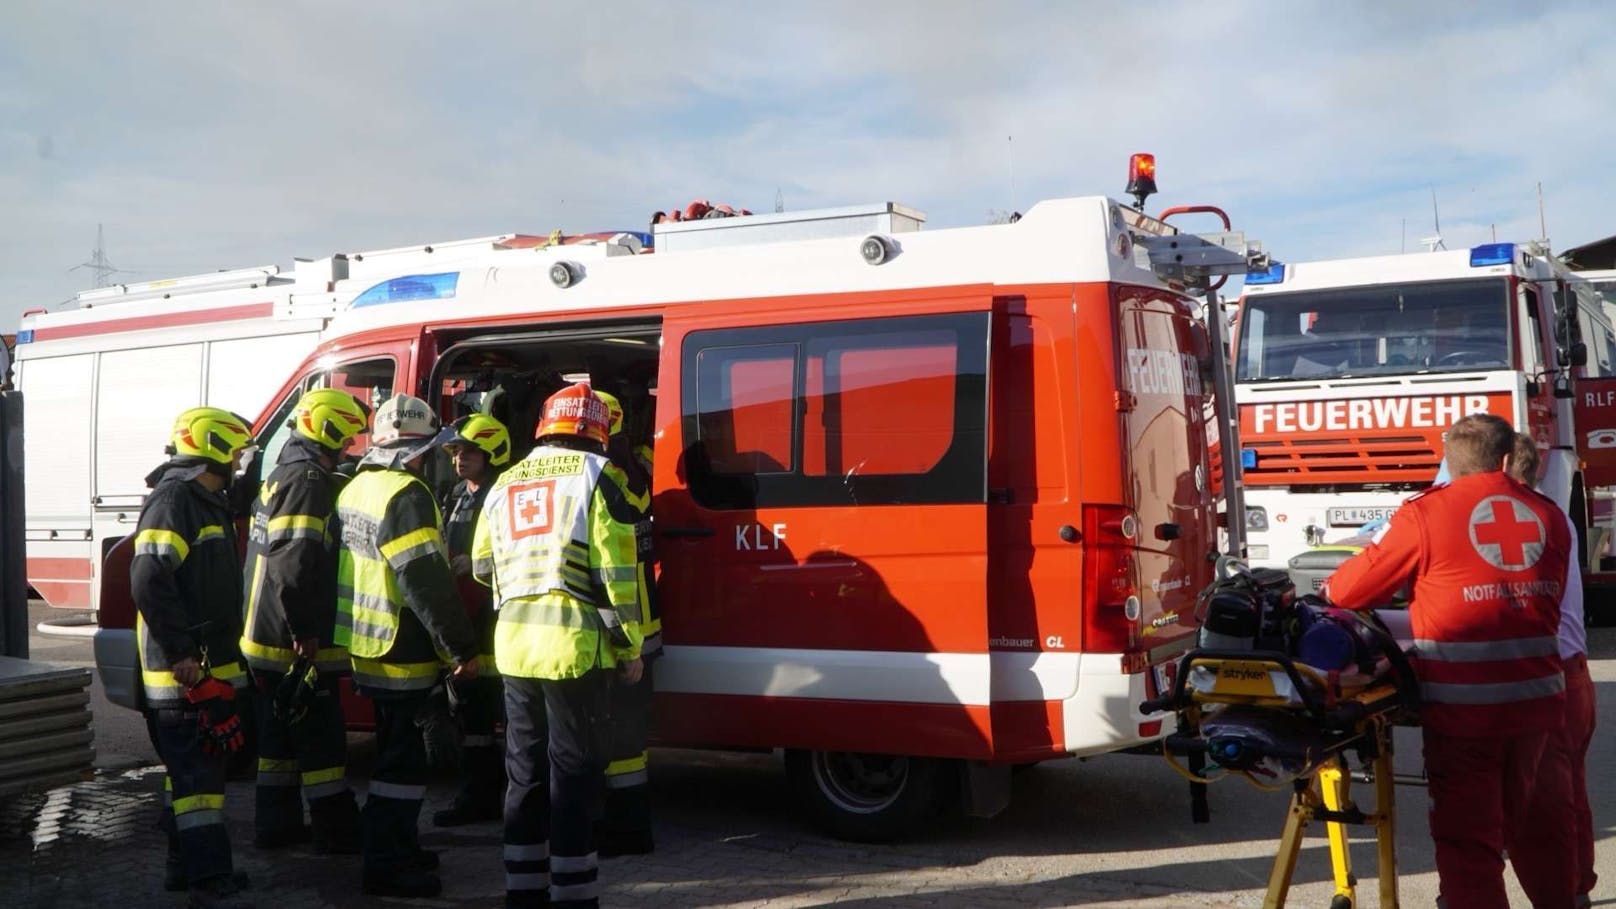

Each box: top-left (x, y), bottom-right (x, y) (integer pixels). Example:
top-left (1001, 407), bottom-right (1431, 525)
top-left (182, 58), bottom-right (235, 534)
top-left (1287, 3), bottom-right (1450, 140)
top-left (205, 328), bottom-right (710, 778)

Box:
top-left (593, 389), bottom-right (625, 437)
top-left (442, 413), bottom-right (512, 466)
top-left (292, 388), bottom-right (370, 451)
top-left (170, 407), bottom-right (253, 465)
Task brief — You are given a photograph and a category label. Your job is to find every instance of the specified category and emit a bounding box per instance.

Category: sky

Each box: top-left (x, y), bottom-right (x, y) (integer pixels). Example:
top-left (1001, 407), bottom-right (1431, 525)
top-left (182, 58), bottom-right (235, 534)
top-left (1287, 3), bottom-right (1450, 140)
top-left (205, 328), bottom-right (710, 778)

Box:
top-left (3, 0), bottom-right (1615, 330)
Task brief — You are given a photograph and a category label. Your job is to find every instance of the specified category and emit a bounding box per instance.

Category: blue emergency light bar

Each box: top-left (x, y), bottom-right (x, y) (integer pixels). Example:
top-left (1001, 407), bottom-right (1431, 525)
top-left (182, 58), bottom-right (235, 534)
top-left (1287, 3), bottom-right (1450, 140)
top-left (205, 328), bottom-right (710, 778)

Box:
top-left (1245, 262), bottom-right (1286, 285)
top-left (14, 330), bottom-right (32, 344)
top-left (1469, 243), bottom-right (1515, 267)
top-left (1241, 448), bottom-right (1258, 469)
top-left (350, 272), bottom-right (459, 308)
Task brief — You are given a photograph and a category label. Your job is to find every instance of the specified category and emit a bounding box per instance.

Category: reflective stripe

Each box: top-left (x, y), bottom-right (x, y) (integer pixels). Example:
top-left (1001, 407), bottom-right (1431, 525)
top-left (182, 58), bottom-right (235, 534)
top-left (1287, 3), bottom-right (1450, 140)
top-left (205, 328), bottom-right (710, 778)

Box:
top-left (175, 809), bottom-right (224, 831)
top-left (173, 793), bottom-right (225, 815)
top-left (259, 758), bottom-right (297, 773)
top-left (1422, 671), bottom-right (1566, 705)
top-left (640, 632), bottom-right (663, 656)
top-left (163, 777), bottom-right (173, 807)
top-left (266, 514), bottom-right (324, 543)
top-left (380, 526), bottom-right (442, 565)
top-left (504, 843), bottom-right (550, 861)
top-left (134, 528), bottom-right (189, 564)
top-left (499, 598), bottom-right (599, 630)
top-left (505, 873), bottom-right (550, 890)
top-left (1413, 636), bottom-right (1559, 663)
top-left (367, 781), bottom-right (427, 800)
top-left (606, 769), bottom-right (648, 789)
top-left (302, 766), bottom-right (344, 786)
top-left (551, 852), bottom-right (598, 873)
top-left (606, 753), bottom-right (647, 776)
top-left (304, 779), bottom-right (349, 800)
top-left (352, 657), bottom-right (441, 692)
top-left (193, 524), bottom-right (226, 545)
top-left (242, 640), bottom-right (348, 674)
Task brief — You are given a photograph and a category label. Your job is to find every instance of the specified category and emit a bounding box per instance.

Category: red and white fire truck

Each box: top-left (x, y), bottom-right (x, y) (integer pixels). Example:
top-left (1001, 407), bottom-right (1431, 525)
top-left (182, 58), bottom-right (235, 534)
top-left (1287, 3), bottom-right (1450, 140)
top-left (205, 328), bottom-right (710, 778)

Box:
top-left (13, 234), bottom-right (573, 614)
top-left (1234, 243), bottom-right (1616, 597)
top-left (96, 168), bottom-right (1264, 837)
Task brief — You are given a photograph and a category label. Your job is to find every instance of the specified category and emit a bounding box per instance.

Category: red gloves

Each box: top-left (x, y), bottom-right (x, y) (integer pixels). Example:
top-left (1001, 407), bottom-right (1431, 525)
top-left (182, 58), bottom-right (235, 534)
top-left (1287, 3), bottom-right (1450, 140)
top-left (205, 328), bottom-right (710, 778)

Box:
top-left (185, 676), bottom-right (245, 755)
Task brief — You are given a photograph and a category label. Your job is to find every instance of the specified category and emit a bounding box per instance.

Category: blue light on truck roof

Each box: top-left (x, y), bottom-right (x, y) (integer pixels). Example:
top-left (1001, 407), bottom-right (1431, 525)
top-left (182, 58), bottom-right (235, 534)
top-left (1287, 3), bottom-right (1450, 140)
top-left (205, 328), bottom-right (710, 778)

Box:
top-left (1241, 448), bottom-right (1258, 470)
top-left (14, 330), bottom-right (31, 344)
top-left (1245, 262), bottom-right (1285, 285)
top-left (1469, 243), bottom-right (1515, 267)
top-left (351, 272), bottom-right (459, 308)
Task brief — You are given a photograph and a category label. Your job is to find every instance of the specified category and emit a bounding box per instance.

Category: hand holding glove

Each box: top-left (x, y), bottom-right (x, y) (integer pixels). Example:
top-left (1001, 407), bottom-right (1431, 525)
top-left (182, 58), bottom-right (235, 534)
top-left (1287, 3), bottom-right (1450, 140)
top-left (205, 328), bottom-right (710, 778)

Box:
top-left (185, 676), bottom-right (244, 755)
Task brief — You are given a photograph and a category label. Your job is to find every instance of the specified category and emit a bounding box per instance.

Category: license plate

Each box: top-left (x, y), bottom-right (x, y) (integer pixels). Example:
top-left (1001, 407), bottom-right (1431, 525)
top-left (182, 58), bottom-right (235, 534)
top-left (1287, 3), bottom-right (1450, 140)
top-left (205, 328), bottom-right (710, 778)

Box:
top-left (1327, 506), bottom-right (1394, 527)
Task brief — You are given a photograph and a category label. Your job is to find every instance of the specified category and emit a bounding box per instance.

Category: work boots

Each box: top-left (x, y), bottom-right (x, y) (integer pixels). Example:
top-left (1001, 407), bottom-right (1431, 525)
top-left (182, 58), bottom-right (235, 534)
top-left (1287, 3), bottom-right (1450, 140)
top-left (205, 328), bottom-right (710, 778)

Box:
top-left (187, 872), bottom-right (254, 909)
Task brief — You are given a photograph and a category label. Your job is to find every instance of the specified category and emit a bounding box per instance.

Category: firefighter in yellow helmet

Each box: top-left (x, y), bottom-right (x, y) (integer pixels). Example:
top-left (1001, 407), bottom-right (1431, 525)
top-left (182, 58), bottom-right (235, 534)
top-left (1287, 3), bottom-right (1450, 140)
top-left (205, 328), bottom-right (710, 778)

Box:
top-left (131, 407), bottom-right (255, 907)
top-left (430, 412), bottom-right (512, 826)
top-left (240, 388), bottom-right (369, 854)
top-left (333, 393), bottom-right (480, 898)
top-left (473, 383), bottom-right (643, 909)
top-left (592, 389), bottom-right (659, 855)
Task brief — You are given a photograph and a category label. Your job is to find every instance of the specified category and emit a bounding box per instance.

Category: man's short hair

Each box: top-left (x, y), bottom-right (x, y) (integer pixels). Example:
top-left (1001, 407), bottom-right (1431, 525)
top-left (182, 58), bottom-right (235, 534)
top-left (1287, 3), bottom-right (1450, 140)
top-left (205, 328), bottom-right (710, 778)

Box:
top-left (1508, 432), bottom-right (1539, 486)
top-left (1444, 413), bottom-right (1515, 478)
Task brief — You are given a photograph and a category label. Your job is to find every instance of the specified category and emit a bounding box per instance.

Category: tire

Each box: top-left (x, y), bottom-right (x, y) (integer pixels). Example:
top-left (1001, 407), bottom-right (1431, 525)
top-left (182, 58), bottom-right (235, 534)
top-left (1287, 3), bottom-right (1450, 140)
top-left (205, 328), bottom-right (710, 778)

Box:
top-left (784, 749), bottom-right (942, 842)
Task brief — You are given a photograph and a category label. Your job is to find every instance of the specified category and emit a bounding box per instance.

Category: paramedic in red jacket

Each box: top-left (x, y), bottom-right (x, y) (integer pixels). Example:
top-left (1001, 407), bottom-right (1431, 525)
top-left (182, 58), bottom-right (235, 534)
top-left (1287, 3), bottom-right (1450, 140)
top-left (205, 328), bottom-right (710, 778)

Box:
top-left (1324, 413), bottom-right (1575, 909)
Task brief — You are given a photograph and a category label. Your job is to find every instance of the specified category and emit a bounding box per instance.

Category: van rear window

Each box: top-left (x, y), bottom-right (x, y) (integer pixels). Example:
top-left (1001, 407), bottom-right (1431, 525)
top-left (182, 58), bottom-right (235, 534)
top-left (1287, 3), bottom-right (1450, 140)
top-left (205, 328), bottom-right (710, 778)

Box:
top-left (682, 313), bottom-right (987, 508)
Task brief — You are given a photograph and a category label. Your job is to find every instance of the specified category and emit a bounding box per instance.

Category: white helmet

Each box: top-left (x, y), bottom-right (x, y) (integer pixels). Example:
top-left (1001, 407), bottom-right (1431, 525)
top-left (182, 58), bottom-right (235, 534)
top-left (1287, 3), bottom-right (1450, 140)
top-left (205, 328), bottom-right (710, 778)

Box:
top-left (361, 393), bottom-right (442, 468)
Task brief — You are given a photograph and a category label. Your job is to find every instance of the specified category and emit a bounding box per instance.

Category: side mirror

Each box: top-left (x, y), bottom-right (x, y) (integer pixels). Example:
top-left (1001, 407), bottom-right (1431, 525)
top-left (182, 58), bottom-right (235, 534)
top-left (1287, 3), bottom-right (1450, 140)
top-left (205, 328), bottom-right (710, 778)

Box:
top-left (1572, 342), bottom-right (1589, 367)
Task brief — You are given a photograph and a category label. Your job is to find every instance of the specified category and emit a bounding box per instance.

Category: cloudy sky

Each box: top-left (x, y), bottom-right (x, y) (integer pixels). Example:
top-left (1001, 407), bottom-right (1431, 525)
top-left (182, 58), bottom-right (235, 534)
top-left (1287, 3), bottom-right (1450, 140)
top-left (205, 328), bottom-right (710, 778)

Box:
top-left (3, 1), bottom-right (1614, 329)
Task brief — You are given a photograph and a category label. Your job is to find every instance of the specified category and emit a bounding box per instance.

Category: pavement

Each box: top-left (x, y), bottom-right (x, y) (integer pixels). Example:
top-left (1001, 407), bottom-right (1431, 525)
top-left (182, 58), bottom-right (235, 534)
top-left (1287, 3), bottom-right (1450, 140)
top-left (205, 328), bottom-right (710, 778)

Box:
top-left (5, 599), bottom-right (1615, 908)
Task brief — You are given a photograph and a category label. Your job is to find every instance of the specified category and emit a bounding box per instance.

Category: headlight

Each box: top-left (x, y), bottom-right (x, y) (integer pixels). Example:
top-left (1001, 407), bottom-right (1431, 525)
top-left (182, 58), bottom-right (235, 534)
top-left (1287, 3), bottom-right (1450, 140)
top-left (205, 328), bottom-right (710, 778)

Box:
top-left (1245, 506), bottom-right (1269, 532)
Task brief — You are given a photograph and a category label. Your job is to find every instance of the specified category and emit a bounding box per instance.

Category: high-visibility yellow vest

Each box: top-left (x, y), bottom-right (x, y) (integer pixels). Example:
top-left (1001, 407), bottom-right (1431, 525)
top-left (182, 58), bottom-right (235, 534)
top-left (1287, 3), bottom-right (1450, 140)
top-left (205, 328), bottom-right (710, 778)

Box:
top-left (334, 468), bottom-right (448, 692)
top-left (473, 447), bottom-right (641, 679)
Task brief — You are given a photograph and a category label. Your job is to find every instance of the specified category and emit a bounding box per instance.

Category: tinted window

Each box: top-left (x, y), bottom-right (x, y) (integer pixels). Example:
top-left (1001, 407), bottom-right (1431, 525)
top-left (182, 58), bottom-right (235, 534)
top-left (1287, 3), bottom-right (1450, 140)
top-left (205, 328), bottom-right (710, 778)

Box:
top-left (682, 313), bottom-right (988, 509)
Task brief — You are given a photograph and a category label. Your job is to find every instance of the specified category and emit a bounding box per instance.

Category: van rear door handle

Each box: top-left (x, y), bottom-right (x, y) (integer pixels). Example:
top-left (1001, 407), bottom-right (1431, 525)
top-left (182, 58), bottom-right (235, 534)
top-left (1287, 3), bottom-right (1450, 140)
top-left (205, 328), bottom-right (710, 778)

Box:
top-left (659, 526), bottom-right (716, 539)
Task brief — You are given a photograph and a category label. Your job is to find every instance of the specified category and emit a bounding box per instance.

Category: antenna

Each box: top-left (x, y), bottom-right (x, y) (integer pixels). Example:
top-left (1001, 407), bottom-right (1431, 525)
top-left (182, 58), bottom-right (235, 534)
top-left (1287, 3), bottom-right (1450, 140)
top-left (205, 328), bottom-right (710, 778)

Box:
top-left (1007, 135), bottom-right (1017, 215)
top-left (1419, 188), bottom-right (1446, 252)
top-left (1536, 181), bottom-right (1548, 248)
top-left (69, 223), bottom-right (133, 288)
top-left (774, 188), bottom-right (784, 214)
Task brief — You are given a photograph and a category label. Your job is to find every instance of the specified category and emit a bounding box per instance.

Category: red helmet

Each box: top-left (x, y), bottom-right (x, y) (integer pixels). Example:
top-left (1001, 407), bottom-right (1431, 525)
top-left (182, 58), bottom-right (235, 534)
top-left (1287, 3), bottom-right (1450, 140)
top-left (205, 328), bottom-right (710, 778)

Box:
top-left (535, 383), bottom-right (610, 446)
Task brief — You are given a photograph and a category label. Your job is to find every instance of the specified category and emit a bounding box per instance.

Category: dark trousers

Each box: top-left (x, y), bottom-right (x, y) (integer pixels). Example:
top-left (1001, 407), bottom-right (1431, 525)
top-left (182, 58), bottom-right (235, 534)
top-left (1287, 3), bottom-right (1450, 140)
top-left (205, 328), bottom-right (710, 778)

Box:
top-left (454, 672), bottom-right (507, 805)
top-left (602, 659), bottom-right (654, 839)
top-left (252, 669), bottom-right (358, 839)
top-left (362, 693), bottom-right (430, 874)
top-left (148, 707), bottom-right (234, 887)
top-left (504, 672), bottom-right (611, 909)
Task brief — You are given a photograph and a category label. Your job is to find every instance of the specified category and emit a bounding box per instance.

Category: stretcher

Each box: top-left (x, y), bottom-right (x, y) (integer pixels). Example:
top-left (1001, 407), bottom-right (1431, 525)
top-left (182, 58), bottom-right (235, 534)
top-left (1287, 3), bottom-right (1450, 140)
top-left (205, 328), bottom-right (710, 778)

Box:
top-left (1143, 641), bottom-right (1418, 909)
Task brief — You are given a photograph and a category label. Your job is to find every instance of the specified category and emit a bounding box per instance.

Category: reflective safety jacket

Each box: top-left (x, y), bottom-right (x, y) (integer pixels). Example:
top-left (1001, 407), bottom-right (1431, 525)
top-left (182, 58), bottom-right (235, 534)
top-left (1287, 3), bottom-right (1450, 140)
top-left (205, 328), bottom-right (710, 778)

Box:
top-left (473, 445), bottom-right (641, 679)
top-left (1327, 471), bottom-right (1570, 736)
top-left (602, 453), bottom-right (660, 655)
top-left (333, 465), bottom-right (478, 695)
top-left (130, 460), bottom-right (248, 708)
top-left (240, 437), bottom-right (350, 674)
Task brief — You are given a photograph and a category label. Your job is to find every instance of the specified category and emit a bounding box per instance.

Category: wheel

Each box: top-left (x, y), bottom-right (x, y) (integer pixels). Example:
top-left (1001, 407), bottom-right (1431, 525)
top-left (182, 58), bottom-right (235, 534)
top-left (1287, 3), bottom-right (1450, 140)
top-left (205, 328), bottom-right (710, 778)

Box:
top-left (784, 749), bottom-right (942, 842)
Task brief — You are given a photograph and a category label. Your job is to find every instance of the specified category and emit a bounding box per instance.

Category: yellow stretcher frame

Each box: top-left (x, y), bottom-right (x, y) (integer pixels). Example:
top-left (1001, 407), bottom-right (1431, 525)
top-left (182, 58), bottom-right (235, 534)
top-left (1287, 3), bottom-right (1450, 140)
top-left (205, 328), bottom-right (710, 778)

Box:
top-left (1147, 651), bottom-right (1412, 909)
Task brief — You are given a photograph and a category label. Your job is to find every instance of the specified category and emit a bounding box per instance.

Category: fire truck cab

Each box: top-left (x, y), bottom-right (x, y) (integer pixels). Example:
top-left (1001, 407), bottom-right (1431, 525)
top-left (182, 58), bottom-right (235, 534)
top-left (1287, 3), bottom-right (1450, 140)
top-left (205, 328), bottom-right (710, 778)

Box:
top-left (96, 183), bottom-right (1263, 838)
top-left (1235, 244), bottom-right (1616, 594)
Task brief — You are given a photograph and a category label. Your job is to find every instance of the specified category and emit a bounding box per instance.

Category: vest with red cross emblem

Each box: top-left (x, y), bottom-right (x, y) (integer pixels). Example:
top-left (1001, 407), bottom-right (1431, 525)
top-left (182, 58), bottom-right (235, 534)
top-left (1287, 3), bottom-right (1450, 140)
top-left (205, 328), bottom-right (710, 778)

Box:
top-left (1325, 471), bottom-right (1570, 736)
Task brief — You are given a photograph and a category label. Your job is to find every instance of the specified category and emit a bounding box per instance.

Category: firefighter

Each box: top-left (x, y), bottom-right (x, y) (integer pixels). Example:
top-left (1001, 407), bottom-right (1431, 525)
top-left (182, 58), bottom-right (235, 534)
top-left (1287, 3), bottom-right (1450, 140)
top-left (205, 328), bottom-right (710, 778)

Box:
top-left (1508, 432), bottom-right (1596, 906)
top-left (239, 388), bottom-right (368, 853)
top-left (472, 383), bottom-right (643, 909)
top-left (431, 413), bottom-right (513, 827)
top-left (1325, 413), bottom-right (1575, 909)
top-left (333, 393), bottom-right (481, 898)
top-left (131, 407), bottom-right (255, 908)
top-left (593, 390), bottom-right (658, 855)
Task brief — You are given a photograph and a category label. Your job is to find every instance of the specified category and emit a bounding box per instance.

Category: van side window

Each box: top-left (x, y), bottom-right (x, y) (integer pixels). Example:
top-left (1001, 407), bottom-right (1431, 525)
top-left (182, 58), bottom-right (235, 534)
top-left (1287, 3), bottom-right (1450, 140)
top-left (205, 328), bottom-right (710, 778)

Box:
top-left (682, 313), bottom-right (988, 509)
top-left (259, 357), bottom-right (396, 467)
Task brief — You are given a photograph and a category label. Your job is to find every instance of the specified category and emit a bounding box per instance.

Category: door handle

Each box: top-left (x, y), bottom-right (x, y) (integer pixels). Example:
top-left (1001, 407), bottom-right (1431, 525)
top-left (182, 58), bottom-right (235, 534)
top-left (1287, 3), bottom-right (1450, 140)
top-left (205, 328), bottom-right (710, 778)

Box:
top-left (658, 526), bottom-right (715, 539)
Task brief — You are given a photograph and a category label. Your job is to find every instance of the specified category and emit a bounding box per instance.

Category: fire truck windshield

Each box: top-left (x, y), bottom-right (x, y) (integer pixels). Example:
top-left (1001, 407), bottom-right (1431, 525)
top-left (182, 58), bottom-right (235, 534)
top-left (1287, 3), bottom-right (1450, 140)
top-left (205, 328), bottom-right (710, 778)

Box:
top-left (1236, 278), bottom-right (1510, 382)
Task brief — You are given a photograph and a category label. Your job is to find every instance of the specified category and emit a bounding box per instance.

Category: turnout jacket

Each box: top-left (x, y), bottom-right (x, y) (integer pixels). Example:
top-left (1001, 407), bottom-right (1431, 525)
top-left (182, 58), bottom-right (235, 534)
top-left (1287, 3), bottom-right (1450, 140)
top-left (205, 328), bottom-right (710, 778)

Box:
top-left (473, 445), bottom-right (642, 679)
top-left (240, 436), bottom-right (350, 674)
top-left (1326, 470), bottom-right (1570, 736)
top-left (333, 464), bottom-right (478, 695)
top-left (130, 459), bottom-right (248, 708)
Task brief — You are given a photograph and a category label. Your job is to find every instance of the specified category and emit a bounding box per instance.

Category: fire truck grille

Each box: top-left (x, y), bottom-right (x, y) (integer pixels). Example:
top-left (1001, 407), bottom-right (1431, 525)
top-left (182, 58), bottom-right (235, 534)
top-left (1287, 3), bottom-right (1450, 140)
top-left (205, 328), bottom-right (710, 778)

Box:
top-left (1243, 434), bottom-right (1443, 485)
